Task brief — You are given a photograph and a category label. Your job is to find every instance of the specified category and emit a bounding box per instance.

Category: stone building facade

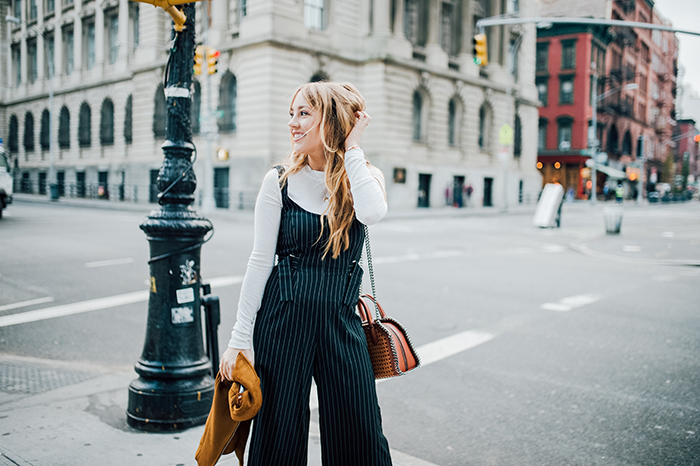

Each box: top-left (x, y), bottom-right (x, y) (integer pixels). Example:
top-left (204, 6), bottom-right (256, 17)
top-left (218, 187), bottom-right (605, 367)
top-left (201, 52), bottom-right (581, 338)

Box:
top-left (1, 0), bottom-right (540, 210)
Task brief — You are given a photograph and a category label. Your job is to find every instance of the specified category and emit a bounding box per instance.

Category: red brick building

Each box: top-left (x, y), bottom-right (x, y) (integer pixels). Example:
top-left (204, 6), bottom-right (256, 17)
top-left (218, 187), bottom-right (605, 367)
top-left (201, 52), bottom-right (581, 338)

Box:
top-left (535, 0), bottom-right (679, 200)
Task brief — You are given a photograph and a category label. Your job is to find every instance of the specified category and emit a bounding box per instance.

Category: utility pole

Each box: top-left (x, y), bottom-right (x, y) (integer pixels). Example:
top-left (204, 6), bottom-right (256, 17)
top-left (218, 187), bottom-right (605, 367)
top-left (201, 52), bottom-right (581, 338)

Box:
top-left (590, 66), bottom-right (598, 205)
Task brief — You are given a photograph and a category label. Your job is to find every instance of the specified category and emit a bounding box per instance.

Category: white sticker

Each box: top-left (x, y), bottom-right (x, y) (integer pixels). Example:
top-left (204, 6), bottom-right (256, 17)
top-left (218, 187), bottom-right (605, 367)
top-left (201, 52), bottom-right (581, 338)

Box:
top-left (176, 287), bottom-right (195, 304)
top-left (171, 306), bottom-right (194, 324)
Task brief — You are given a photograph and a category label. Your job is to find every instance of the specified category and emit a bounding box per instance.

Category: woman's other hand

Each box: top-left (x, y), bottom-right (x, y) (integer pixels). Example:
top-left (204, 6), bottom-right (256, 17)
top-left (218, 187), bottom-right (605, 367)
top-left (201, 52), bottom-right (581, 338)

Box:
top-left (345, 111), bottom-right (371, 151)
top-left (219, 347), bottom-right (254, 381)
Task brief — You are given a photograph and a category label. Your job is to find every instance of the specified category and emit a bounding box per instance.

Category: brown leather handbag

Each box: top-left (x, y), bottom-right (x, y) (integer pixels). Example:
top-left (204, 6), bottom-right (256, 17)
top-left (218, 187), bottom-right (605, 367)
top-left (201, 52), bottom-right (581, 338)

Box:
top-left (356, 225), bottom-right (420, 379)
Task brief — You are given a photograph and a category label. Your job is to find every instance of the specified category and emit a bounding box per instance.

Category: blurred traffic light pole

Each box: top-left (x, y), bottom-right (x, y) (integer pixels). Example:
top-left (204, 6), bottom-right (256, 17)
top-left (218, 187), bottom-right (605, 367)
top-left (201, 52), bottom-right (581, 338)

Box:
top-left (125, 0), bottom-right (215, 432)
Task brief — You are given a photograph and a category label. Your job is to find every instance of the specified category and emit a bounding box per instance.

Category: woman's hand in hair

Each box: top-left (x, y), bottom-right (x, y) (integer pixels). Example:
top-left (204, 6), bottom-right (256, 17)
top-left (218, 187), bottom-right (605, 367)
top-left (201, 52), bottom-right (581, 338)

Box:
top-left (219, 347), bottom-right (254, 381)
top-left (345, 111), bottom-right (371, 152)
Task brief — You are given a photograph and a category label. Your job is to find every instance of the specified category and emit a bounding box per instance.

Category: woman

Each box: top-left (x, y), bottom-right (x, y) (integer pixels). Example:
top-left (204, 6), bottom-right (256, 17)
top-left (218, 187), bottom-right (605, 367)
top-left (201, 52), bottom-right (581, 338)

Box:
top-left (219, 82), bottom-right (392, 465)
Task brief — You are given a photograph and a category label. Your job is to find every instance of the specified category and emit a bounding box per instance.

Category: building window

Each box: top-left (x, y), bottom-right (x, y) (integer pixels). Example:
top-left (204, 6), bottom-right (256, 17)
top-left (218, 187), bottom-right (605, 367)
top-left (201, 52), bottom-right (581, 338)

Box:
top-left (218, 73), bottom-right (237, 132)
top-left (153, 84), bottom-right (166, 138)
top-left (478, 104), bottom-right (491, 149)
top-left (45, 34), bottom-right (55, 78)
top-left (13, 0), bottom-right (21, 20)
top-left (537, 78), bottom-right (548, 106)
top-left (63, 27), bottom-right (74, 75)
top-left (130, 4), bottom-right (139, 50)
top-left (27, 39), bottom-right (38, 84)
top-left (561, 40), bottom-right (576, 70)
top-left (448, 98), bottom-right (457, 146)
top-left (557, 118), bottom-right (573, 151)
top-left (514, 115), bottom-right (522, 158)
top-left (24, 112), bottom-right (35, 152)
top-left (29, 0), bottom-right (37, 20)
top-left (106, 13), bottom-right (119, 64)
top-left (191, 81), bottom-right (201, 134)
top-left (100, 98), bottom-right (114, 145)
top-left (12, 44), bottom-right (21, 87)
top-left (510, 38), bottom-right (519, 81)
top-left (64, 0), bottom-right (73, 6)
top-left (58, 106), bottom-right (70, 149)
top-left (124, 95), bottom-right (133, 144)
top-left (84, 19), bottom-right (95, 70)
top-left (535, 42), bottom-right (548, 72)
top-left (304, 0), bottom-right (325, 30)
top-left (412, 91), bottom-right (423, 142)
top-left (560, 76), bottom-right (574, 105)
top-left (439, 0), bottom-right (460, 56)
top-left (9, 115), bottom-right (19, 153)
top-left (240, 0), bottom-right (247, 16)
top-left (405, 0), bottom-right (428, 47)
top-left (538, 119), bottom-right (547, 151)
top-left (46, 0), bottom-right (54, 14)
top-left (622, 130), bottom-right (632, 155)
top-left (78, 102), bottom-right (91, 147)
top-left (40, 109), bottom-right (50, 150)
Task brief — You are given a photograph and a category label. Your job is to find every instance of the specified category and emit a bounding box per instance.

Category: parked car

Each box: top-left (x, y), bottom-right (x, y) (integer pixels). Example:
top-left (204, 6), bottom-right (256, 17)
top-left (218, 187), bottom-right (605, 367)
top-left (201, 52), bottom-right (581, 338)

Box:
top-left (0, 147), bottom-right (13, 219)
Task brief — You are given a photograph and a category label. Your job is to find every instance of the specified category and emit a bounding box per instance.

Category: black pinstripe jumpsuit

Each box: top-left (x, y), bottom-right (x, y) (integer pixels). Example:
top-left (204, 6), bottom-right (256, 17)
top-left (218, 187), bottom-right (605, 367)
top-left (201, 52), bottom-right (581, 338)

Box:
top-left (248, 175), bottom-right (392, 466)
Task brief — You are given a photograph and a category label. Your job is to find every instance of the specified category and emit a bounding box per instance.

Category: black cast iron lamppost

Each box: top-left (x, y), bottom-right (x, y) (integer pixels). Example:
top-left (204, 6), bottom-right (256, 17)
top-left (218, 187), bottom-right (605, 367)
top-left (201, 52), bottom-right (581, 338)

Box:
top-left (126, 0), bottom-right (214, 432)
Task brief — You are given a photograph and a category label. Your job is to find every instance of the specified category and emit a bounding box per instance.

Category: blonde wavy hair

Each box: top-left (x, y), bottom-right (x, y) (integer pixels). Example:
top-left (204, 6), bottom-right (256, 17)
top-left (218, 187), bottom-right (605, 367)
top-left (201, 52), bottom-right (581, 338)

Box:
top-left (279, 82), bottom-right (366, 259)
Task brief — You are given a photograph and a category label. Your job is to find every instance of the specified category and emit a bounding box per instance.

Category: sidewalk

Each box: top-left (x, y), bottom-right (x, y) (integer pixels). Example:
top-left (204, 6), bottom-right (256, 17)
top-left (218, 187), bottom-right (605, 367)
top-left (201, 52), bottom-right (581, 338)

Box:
top-left (0, 354), bottom-right (437, 466)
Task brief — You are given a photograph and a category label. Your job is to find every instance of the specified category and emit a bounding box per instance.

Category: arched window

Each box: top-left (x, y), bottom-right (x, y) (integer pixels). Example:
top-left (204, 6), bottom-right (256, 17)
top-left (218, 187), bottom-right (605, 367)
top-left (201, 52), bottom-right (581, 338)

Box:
top-left (40, 109), bottom-right (50, 150)
top-left (153, 84), bottom-right (166, 138)
top-left (309, 71), bottom-right (330, 83)
top-left (622, 130), bottom-right (632, 155)
top-left (218, 73), bottom-right (237, 132)
top-left (24, 112), bottom-right (35, 152)
top-left (78, 102), bottom-right (92, 148)
top-left (8, 115), bottom-right (19, 153)
top-left (124, 95), bottom-right (133, 144)
top-left (100, 98), bottom-right (114, 145)
top-left (478, 104), bottom-right (492, 149)
top-left (514, 115), bottom-right (522, 158)
top-left (191, 81), bottom-right (201, 135)
top-left (447, 97), bottom-right (462, 146)
top-left (412, 90), bottom-right (423, 142)
top-left (58, 106), bottom-right (70, 149)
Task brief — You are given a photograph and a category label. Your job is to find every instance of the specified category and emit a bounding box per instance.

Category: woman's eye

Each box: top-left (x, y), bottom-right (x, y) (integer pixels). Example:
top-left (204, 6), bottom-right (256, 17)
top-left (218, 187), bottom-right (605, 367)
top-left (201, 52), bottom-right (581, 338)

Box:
top-left (301, 111), bottom-right (309, 116)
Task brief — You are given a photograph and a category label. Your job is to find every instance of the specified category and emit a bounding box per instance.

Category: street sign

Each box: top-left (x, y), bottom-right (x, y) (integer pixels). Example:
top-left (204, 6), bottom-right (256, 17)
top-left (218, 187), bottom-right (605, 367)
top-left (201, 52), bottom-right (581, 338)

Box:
top-left (596, 153), bottom-right (608, 163)
top-left (585, 159), bottom-right (595, 168)
top-left (498, 147), bottom-right (509, 162)
top-left (499, 124), bottom-right (514, 146)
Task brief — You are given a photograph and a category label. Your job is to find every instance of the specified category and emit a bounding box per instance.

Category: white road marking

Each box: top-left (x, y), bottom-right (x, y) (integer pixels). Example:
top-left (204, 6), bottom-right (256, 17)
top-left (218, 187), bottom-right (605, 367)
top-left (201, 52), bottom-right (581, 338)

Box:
top-left (623, 245), bottom-right (641, 252)
top-left (0, 297), bottom-right (55, 312)
top-left (0, 275), bottom-right (244, 328)
top-left (662, 232), bottom-right (675, 238)
top-left (541, 294), bottom-right (602, 312)
top-left (85, 257), bottom-right (135, 268)
top-left (375, 250), bottom-right (465, 264)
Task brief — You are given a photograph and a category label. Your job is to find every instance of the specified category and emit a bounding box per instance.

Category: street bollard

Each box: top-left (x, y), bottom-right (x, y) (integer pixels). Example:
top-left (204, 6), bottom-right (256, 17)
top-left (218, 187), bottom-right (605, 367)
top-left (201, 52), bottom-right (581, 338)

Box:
top-left (201, 283), bottom-right (221, 377)
top-left (126, 2), bottom-right (215, 432)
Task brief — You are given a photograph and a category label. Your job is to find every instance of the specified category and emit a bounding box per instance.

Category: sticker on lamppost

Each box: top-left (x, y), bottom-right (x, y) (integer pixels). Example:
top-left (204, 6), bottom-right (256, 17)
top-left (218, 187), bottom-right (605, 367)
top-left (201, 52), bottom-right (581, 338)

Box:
top-left (171, 306), bottom-right (194, 324)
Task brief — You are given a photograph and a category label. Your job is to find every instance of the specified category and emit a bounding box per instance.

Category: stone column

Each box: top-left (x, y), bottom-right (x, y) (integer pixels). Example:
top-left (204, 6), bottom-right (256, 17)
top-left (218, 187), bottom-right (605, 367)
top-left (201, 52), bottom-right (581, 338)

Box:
top-left (118, 0), bottom-right (129, 61)
top-left (425, 0), bottom-right (447, 68)
top-left (95, 5), bottom-right (104, 68)
top-left (393, 0), bottom-right (405, 39)
top-left (373, 0), bottom-right (392, 37)
top-left (209, 0), bottom-right (228, 46)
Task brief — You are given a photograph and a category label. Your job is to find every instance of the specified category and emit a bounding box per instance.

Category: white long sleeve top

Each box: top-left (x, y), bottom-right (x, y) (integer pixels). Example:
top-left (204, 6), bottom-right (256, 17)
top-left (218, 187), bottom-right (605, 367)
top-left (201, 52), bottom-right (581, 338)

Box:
top-left (228, 148), bottom-right (387, 349)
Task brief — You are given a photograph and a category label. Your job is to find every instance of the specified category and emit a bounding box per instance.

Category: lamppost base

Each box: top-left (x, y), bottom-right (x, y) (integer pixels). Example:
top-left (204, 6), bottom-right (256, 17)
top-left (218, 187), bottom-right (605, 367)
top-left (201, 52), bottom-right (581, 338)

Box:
top-left (126, 375), bottom-right (214, 432)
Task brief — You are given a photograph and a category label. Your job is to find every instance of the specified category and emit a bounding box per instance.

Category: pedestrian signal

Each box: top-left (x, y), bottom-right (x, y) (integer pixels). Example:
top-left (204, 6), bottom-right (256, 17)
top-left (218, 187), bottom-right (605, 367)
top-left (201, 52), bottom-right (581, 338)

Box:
top-left (473, 34), bottom-right (488, 66)
top-left (207, 48), bottom-right (220, 75)
top-left (194, 45), bottom-right (205, 75)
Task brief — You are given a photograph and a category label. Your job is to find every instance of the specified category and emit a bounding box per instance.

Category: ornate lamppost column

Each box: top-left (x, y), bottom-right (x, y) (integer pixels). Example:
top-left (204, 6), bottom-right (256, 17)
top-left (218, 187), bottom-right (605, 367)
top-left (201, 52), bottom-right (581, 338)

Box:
top-left (126, 1), bottom-right (214, 431)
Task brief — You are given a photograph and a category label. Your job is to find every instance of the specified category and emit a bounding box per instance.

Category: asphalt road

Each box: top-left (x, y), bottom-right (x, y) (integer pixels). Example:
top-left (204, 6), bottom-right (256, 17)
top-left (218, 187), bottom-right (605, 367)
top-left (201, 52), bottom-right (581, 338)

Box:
top-left (1, 201), bottom-right (699, 465)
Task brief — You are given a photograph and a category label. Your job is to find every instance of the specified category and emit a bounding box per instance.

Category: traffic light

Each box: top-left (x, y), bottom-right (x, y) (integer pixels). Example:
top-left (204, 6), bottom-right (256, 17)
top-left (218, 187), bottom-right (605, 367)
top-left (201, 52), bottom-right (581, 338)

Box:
top-left (207, 48), bottom-right (220, 75)
top-left (194, 45), bottom-right (205, 75)
top-left (694, 134), bottom-right (700, 144)
top-left (473, 33), bottom-right (488, 66)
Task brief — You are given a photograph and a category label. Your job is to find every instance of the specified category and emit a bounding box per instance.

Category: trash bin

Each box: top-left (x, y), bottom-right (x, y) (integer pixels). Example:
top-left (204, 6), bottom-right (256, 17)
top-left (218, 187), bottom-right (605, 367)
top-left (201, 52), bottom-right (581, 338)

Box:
top-left (603, 207), bottom-right (623, 235)
top-left (49, 183), bottom-right (59, 201)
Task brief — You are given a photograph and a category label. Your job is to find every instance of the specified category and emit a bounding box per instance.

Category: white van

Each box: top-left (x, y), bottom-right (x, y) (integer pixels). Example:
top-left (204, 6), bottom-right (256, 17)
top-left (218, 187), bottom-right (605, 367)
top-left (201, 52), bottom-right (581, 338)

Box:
top-left (0, 145), bottom-right (13, 219)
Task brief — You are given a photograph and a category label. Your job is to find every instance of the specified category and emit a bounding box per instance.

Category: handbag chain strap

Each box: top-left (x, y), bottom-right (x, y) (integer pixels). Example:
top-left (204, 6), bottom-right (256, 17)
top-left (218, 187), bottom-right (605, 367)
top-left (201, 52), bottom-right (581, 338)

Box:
top-left (359, 224), bottom-right (381, 320)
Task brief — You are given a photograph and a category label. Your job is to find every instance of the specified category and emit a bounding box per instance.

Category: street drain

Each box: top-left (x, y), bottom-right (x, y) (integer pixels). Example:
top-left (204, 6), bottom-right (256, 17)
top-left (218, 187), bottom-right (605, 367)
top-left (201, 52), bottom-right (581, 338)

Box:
top-left (0, 361), bottom-right (97, 394)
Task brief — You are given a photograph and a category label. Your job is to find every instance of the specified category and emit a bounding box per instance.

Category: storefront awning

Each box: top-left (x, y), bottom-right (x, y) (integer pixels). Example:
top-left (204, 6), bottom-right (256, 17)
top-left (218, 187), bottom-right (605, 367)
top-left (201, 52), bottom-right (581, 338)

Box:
top-left (595, 164), bottom-right (628, 180)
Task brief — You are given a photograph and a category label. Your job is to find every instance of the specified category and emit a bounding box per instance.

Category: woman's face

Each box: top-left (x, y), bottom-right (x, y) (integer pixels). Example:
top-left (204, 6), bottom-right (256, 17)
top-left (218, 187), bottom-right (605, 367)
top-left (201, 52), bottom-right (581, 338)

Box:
top-left (289, 93), bottom-right (324, 159)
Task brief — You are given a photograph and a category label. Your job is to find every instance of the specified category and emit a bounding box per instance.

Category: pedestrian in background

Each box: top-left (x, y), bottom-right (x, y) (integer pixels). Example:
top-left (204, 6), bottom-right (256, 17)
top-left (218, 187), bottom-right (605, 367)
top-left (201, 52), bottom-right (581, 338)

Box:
top-left (218, 82), bottom-right (392, 465)
top-left (616, 183), bottom-right (624, 203)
